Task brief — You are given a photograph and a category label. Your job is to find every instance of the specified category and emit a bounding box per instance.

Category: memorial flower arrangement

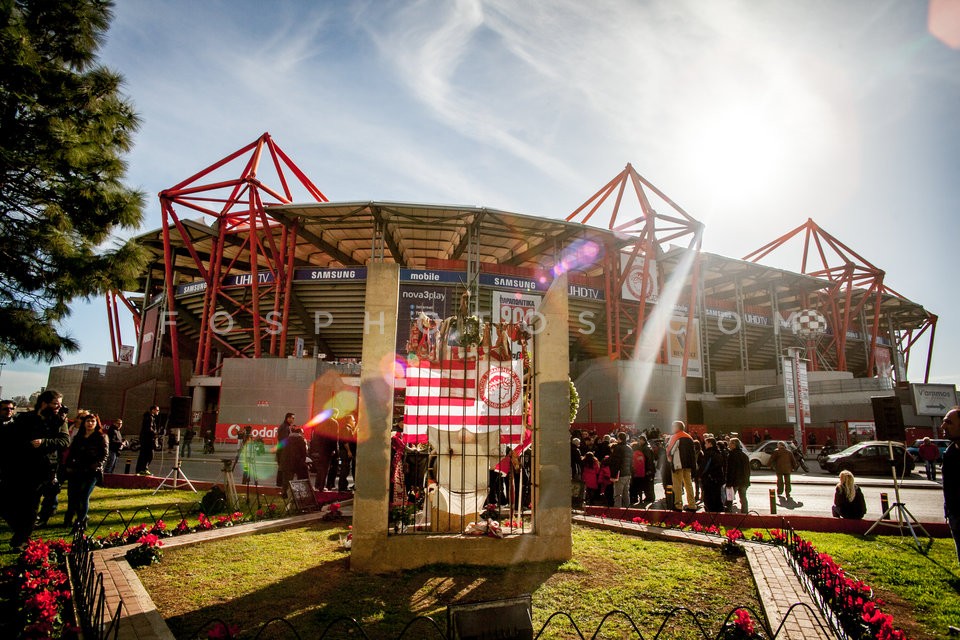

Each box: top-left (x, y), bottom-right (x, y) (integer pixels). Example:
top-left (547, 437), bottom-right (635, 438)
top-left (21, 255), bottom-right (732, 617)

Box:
top-left (207, 621), bottom-right (240, 639)
top-left (389, 502), bottom-right (416, 531)
top-left (720, 608), bottom-right (764, 639)
top-left (322, 502), bottom-right (343, 521)
top-left (721, 528), bottom-right (746, 556)
top-left (214, 511), bottom-right (245, 528)
top-left (13, 539), bottom-right (78, 639)
top-left (124, 533), bottom-right (163, 568)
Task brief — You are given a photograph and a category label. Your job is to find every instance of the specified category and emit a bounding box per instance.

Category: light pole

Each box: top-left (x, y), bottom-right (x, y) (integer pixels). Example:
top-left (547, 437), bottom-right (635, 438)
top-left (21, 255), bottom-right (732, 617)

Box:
top-left (0, 360), bottom-right (6, 399)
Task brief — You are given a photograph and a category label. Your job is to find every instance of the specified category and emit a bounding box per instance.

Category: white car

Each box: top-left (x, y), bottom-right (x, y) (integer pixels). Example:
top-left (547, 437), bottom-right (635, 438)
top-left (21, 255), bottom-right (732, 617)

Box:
top-left (748, 440), bottom-right (801, 471)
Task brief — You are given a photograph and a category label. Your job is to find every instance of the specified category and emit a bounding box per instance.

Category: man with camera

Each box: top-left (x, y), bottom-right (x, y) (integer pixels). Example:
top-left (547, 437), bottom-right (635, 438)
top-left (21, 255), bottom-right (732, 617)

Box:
top-left (1, 389), bottom-right (71, 548)
top-left (136, 405), bottom-right (160, 475)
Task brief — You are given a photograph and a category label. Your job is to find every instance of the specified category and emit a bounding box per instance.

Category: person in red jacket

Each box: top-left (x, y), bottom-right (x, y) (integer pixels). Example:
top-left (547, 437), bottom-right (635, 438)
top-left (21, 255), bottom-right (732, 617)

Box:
top-left (581, 452), bottom-right (601, 505)
top-left (918, 437), bottom-right (941, 481)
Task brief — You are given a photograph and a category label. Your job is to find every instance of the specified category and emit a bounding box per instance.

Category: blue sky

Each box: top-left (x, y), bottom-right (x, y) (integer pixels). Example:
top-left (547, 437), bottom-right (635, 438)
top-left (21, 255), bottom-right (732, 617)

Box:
top-left (4, 0), bottom-right (960, 399)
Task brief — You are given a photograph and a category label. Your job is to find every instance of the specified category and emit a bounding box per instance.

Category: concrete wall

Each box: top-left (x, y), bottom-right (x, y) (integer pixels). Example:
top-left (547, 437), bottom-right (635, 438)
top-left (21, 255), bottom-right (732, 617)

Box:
top-left (219, 358), bottom-right (327, 428)
top-left (573, 359), bottom-right (685, 431)
top-left (49, 358), bottom-right (189, 429)
top-left (351, 269), bottom-right (573, 572)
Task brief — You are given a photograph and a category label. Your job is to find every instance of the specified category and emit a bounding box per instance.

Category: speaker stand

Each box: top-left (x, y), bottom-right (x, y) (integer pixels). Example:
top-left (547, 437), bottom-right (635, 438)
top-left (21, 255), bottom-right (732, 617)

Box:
top-left (153, 428), bottom-right (198, 494)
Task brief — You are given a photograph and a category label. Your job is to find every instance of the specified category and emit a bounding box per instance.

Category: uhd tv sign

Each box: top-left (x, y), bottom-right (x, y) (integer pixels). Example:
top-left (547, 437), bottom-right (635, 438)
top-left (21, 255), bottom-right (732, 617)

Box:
top-left (910, 383), bottom-right (958, 417)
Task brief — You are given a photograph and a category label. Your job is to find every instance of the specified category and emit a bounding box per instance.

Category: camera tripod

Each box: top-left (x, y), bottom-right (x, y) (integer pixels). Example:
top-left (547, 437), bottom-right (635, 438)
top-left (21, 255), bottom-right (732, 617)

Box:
top-left (864, 441), bottom-right (931, 551)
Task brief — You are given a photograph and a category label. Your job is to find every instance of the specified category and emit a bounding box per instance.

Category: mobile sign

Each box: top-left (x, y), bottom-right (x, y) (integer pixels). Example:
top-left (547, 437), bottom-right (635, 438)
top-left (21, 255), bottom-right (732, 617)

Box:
top-left (910, 383), bottom-right (958, 417)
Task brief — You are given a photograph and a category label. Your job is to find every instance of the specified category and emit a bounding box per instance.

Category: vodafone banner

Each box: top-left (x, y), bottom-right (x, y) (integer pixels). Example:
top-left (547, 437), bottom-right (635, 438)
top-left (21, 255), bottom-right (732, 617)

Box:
top-left (620, 253), bottom-right (658, 303)
top-left (216, 423), bottom-right (280, 444)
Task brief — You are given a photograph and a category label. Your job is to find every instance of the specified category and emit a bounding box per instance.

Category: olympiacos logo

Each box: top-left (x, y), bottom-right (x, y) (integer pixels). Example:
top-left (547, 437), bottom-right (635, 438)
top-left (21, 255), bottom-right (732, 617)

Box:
top-left (479, 366), bottom-right (523, 410)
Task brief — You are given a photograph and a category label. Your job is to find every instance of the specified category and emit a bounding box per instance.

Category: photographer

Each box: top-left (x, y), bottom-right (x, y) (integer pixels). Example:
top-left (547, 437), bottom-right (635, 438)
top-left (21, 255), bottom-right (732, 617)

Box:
top-left (135, 405), bottom-right (160, 476)
top-left (104, 419), bottom-right (125, 474)
top-left (1, 390), bottom-right (71, 548)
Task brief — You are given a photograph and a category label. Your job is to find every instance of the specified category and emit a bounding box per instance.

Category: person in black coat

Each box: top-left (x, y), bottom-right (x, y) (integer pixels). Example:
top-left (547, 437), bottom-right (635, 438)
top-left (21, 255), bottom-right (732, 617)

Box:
top-left (832, 470), bottom-right (867, 519)
top-left (104, 419), bottom-right (125, 474)
top-left (63, 414), bottom-right (108, 528)
top-left (135, 405), bottom-right (160, 475)
top-left (699, 437), bottom-right (726, 512)
top-left (1, 390), bottom-right (71, 548)
top-left (275, 412), bottom-right (296, 487)
top-left (941, 408), bottom-right (960, 562)
top-left (725, 437), bottom-right (752, 513)
top-left (279, 426), bottom-right (310, 486)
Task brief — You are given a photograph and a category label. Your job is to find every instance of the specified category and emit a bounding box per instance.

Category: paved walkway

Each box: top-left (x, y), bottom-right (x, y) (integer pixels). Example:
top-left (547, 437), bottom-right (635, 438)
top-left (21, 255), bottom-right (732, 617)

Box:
top-left (574, 515), bottom-right (835, 640)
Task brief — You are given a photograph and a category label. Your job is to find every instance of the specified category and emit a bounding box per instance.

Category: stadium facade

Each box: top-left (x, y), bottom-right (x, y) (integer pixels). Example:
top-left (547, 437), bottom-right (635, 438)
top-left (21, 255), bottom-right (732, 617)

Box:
top-left (51, 133), bottom-right (947, 445)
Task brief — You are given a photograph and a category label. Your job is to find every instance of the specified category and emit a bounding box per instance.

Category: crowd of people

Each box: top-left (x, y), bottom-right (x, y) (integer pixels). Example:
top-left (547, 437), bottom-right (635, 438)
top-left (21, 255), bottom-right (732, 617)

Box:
top-left (255, 410), bottom-right (360, 493)
top-left (0, 390), bottom-right (115, 548)
top-left (3, 391), bottom-right (957, 561)
top-left (571, 421), bottom-right (756, 513)
top-left (570, 420), bottom-right (883, 521)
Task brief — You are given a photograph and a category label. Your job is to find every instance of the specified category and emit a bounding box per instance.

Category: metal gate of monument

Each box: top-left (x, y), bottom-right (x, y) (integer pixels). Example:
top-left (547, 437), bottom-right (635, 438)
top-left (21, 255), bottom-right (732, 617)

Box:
top-left (392, 315), bottom-right (536, 535)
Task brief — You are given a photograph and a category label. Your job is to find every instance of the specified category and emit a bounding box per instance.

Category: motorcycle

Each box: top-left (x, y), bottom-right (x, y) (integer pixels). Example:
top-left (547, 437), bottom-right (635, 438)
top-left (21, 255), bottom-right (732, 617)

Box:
top-left (816, 444), bottom-right (837, 466)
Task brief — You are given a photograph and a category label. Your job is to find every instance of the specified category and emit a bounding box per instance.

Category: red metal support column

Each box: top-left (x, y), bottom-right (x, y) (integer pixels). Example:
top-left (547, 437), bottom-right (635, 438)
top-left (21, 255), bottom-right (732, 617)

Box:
top-left (105, 293), bottom-right (118, 363)
top-left (279, 218), bottom-right (298, 357)
top-left (924, 315), bottom-right (937, 383)
top-left (160, 203), bottom-right (183, 395)
top-left (568, 164), bottom-right (702, 363)
top-left (158, 133), bottom-right (328, 377)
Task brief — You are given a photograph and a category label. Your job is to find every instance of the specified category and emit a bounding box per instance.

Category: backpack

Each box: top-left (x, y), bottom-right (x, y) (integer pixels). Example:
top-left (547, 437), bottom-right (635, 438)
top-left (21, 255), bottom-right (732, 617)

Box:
top-left (199, 485), bottom-right (227, 515)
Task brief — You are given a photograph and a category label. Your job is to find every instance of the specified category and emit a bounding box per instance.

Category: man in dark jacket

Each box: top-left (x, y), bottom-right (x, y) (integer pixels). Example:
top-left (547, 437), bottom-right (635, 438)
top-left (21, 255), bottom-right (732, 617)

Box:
top-left (725, 437), bottom-right (752, 514)
top-left (1, 390), bottom-right (71, 548)
top-left (279, 426), bottom-right (309, 487)
top-left (136, 405), bottom-right (160, 475)
top-left (309, 417), bottom-right (338, 490)
top-left (609, 432), bottom-right (633, 508)
top-left (275, 412), bottom-right (296, 487)
top-left (104, 419), bottom-right (125, 474)
top-left (941, 408), bottom-right (960, 562)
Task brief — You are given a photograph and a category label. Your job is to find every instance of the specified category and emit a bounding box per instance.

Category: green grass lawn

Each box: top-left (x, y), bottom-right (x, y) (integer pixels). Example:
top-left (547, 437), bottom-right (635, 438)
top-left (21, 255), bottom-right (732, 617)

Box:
top-left (0, 487), bottom-right (286, 567)
top-left (798, 532), bottom-right (960, 640)
top-left (3, 488), bottom-right (959, 639)
top-left (137, 524), bottom-right (760, 639)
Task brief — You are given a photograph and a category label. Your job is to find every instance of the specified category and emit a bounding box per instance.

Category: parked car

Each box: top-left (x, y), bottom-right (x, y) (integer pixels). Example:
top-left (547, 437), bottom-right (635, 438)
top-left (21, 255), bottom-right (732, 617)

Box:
top-left (820, 441), bottom-right (914, 477)
top-left (905, 438), bottom-right (950, 462)
top-left (748, 440), bottom-right (803, 471)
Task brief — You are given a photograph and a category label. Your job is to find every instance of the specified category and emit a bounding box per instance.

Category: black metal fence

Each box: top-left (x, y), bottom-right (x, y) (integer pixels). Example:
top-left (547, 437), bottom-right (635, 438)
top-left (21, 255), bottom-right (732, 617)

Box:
top-left (181, 603), bottom-right (833, 640)
top-left (69, 528), bottom-right (122, 640)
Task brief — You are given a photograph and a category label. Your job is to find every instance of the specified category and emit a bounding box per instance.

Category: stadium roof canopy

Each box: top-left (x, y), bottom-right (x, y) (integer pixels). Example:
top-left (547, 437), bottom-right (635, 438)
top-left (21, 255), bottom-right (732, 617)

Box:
top-left (128, 200), bottom-right (932, 378)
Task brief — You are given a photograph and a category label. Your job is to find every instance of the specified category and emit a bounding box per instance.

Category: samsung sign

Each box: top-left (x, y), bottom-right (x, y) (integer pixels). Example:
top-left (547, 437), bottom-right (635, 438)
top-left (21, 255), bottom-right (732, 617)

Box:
top-left (294, 267), bottom-right (367, 281)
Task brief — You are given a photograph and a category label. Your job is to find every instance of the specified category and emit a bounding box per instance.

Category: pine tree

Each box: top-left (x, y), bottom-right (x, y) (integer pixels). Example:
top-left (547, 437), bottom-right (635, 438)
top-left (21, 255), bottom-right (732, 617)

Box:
top-left (0, 0), bottom-right (145, 361)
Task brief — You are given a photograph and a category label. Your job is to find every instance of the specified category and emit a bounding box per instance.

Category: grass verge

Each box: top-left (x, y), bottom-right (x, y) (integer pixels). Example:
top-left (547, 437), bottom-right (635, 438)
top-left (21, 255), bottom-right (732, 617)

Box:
top-left (138, 524), bottom-right (760, 639)
top-left (799, 531), bottom-right (960, 640)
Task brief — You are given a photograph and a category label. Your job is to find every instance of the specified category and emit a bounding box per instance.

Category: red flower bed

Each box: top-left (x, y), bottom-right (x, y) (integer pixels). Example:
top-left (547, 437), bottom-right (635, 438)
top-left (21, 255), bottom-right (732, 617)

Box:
top-left (10, 539), bottom-right (79, 639)
top-left (780, 531), bottom-right (910, 639)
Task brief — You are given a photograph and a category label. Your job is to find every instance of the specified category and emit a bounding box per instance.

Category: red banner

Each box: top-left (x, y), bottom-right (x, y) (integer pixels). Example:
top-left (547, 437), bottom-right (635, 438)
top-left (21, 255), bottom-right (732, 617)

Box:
top-left (215, 423), bottom-right (280, 445)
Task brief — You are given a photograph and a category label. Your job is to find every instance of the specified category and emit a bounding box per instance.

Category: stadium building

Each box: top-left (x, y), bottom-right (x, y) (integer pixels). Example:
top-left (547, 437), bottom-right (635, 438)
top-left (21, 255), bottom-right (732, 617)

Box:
top-left (50, 133), bottom-right (947, 447)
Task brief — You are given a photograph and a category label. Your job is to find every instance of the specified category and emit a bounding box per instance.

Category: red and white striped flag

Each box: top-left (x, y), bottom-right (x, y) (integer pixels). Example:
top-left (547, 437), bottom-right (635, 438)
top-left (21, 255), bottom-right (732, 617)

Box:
top-left (403, 354), bottom-right (524, 444)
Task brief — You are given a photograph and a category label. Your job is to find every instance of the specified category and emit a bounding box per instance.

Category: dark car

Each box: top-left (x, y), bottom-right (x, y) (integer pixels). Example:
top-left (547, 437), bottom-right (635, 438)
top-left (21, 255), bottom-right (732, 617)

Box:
top-left (906, 438), bottom-right (950, 462)
top-left (821, 441), bottom-right (914, 477)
